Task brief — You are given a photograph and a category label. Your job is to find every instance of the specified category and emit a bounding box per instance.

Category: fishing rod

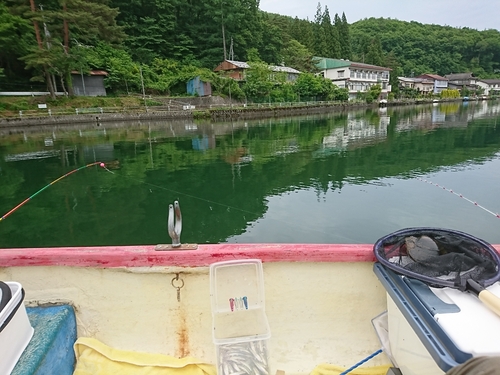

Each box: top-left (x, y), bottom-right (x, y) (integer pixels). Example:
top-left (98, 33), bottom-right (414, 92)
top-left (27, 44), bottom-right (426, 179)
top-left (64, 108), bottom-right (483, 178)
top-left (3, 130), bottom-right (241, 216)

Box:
top-left (417, 177), bottom-right (500, 219)
top-left (0, 161), bottom-right (106, 222)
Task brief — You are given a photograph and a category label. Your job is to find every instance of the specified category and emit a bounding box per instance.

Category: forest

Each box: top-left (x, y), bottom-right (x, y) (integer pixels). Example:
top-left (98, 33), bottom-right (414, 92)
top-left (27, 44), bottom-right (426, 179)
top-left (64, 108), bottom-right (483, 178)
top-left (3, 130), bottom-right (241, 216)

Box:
top-left (0, 0), bottom-right (499, 101)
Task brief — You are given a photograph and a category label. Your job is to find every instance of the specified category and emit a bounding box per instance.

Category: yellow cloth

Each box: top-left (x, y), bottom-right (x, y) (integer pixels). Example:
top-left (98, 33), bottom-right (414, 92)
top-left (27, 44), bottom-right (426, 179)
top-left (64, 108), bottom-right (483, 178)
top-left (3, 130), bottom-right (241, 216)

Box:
top-left (311, 363), bottom-right (392, 375)
top-left (73, 337), bottom-right (216, 375)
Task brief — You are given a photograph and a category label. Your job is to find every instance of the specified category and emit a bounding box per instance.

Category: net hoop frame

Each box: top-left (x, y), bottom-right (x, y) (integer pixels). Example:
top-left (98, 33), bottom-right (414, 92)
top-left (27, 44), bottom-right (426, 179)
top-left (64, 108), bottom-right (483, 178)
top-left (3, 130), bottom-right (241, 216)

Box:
top-left (373, 227), bottom-right (500, 289)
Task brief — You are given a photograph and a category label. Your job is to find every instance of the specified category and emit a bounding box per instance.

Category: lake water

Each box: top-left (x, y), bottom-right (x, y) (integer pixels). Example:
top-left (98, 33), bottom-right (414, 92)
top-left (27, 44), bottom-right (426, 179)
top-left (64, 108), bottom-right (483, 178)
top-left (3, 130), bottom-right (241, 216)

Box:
top-left (1, 100), bottom-right (500, 248)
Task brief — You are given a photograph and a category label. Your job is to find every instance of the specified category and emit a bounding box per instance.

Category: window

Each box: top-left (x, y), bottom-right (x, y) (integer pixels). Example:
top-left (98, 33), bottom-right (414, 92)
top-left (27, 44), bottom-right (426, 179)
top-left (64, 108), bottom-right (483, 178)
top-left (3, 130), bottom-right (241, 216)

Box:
top-left (338, 70), bottom-right (345, 78)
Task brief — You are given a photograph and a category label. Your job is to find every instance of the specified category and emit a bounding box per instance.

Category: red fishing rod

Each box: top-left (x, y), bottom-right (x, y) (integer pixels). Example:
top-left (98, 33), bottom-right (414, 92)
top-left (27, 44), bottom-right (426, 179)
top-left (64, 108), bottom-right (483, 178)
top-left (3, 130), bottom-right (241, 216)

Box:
top-left (0, 162), bottom-right (106, 222)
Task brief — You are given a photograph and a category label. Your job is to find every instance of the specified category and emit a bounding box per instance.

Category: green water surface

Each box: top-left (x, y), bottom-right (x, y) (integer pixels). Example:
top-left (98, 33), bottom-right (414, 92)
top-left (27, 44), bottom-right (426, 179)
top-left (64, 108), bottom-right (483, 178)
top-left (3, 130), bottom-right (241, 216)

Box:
top-left (1, 100), bottom-right (500, 247)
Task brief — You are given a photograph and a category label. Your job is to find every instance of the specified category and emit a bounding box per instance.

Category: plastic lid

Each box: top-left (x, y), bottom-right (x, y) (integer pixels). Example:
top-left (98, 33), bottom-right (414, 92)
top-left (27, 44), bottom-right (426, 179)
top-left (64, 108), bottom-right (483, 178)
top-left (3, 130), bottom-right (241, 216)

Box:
top-left (210, 259), bottom-right (266, 314)
top-left (209, 259), bottom-right (270, 343)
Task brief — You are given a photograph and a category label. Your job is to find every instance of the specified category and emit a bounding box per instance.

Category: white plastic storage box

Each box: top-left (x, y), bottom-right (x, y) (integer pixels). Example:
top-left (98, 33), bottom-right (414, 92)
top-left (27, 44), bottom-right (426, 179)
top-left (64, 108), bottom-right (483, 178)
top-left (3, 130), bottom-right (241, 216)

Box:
top-left (373, 263), bottom-right (500, 375)
top-left (0, 281), bottom-right (34, 375)
top-left (216, 339), bottom-right (270, 375)
top-left (210, 259), bottom-right (271, 375)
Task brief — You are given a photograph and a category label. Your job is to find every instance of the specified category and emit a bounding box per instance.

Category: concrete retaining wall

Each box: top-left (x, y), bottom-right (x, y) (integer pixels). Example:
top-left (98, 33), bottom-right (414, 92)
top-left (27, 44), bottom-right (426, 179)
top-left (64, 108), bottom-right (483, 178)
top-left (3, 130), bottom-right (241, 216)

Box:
top-left (0, 102), bottom-right (376, 128)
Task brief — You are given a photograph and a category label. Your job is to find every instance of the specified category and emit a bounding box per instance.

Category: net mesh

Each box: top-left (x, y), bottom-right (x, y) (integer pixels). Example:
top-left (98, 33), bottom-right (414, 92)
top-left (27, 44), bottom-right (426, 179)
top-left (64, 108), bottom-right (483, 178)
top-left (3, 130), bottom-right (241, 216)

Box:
top-left (374, 228), bottom-right (500, 290)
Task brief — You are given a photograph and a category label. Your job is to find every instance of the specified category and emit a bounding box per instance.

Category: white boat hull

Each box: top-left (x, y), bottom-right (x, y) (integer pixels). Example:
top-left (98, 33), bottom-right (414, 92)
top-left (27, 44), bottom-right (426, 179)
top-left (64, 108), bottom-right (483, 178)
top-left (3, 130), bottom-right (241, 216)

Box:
top-left (0, 244), bottom-right (393, 374)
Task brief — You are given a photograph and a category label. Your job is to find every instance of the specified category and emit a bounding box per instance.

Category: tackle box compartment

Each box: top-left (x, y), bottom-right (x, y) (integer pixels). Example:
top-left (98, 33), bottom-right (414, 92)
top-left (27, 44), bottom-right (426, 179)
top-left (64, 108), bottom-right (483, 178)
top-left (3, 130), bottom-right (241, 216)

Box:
top-left (373, 263), bottom-right (500, 375)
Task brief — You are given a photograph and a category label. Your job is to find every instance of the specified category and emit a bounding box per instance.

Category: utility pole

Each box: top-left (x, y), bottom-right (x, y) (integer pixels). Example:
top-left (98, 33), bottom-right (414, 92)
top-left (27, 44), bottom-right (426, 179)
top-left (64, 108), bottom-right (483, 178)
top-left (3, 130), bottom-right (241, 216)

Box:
top-left (139, 65), bottom-right (148, 112)
top-left (139, 65), bottom-right (146, 98)
top-left (229, 37), bottom-right (234, 60)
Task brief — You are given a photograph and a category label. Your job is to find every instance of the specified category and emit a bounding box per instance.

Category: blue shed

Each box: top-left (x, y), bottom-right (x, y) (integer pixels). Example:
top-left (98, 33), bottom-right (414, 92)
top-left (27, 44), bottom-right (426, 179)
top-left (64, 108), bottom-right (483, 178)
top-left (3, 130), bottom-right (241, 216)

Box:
top-left (187, 76), bottom-right (212, 97)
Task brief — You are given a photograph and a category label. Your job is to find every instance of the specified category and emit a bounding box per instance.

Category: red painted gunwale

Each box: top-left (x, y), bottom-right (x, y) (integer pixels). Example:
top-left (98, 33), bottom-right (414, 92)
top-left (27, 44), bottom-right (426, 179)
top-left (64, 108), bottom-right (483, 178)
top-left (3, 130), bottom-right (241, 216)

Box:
top-left (1, 244), bottom-right (499, 268)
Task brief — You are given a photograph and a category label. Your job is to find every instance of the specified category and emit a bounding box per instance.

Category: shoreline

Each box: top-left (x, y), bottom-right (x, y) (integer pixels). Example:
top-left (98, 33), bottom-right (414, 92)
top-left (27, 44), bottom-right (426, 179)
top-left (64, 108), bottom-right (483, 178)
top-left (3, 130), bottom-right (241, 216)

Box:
top-left (0, 97), bottom-right (484, 128)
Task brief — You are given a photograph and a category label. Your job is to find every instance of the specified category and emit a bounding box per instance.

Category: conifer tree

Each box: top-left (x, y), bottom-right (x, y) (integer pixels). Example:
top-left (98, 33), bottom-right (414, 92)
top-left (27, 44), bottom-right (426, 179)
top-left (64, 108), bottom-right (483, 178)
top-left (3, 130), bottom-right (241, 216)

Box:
top-left (340, 12), bottom-right (351, 60)
top-left (322, 7), bottom-right (340, 58)
top-left (10, 0), bottom-right (125, 97)
top-left (313, 3), bottom-right (327, 57)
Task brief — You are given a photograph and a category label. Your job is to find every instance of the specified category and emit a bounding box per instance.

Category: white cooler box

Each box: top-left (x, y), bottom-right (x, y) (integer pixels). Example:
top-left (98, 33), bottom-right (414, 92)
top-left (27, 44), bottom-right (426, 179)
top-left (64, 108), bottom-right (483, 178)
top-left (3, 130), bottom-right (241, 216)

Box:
top-left (373, 263), bottom-right (500, 375)
top-left (0, 281), bottom-right (34, 375)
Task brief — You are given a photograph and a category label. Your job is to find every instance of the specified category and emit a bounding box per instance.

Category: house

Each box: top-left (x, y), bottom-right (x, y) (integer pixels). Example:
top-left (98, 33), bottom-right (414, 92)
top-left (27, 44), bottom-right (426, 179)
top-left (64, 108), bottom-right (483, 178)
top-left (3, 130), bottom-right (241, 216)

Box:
top-left (476, 80), bottom-right (491, 96)
top-left (269, 66), bottom-right (300, 82)
top-left (398, 77), bottom-right (434, 95)
top-left (213, 60), bottom-right (250, 81)
top-left (415, 74), bottom-right (448, 95)
top-left (213, 60), bottom-right (300, 82)
top-left (444, 72), bottom-right (477, 91)
top-left (314, 57), bottom-right (392, 99)
top-left (186, 76), bottom-right (212, 97)
top-left (480, 79), bottom-right (500, 96)
top-left (71, 70), bottom-right (108, 96)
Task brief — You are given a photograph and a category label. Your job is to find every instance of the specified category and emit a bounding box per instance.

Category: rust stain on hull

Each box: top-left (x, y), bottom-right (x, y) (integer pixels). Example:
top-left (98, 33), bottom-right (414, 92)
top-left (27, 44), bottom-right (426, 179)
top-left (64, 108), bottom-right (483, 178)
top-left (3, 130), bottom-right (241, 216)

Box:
top-left (176, 307), bottom-right (190, 358)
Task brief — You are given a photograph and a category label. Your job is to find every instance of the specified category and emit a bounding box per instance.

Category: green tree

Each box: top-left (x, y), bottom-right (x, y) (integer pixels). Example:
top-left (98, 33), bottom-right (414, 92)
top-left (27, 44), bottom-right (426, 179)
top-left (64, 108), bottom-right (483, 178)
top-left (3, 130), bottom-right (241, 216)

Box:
top-left (281, 39), bottom-right (314, 72)
top-left (313, 3), bottom-right (327, 56)
top-left (293, 17), bottom-right (315, 53)
top-left (385, 51), bottom-right (400, 97)
top-left (350, 17), bottom-right (500, 77)
top-left (246, 48), bottom-right (262, 63)
top-left (322, 7), bottom-right (339, 58)
top-left (339, 13), bottom-right (351, 60)
top-left (0, 3), bottom-right (33, 87)
top-left (84, 42), bottom-right (139, 93)
top-left (293, 72), bottom-right (339, 101)
top-left (242, 61), bottom-right (275, 101)
top-left (259, 14), bottom-right (283, 64)
top-left (366, 84), bottom-right (382, 103)
top-left (10, 0), bottom-right (125, 98)
top-left (440, 89), bottom-right (460, 99)
top-left (365, 39), bottom-right (385, 66)
top-left (213, 75), bottom-right (245, 100)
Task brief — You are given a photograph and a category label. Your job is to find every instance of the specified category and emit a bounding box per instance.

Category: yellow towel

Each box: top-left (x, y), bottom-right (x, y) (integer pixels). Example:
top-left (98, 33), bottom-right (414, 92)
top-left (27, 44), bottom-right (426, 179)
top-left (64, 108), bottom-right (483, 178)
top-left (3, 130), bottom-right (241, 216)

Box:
top-left (310, 363), bottom-right (391, 375)
top-left (73, 337), bottom-right (216, 375)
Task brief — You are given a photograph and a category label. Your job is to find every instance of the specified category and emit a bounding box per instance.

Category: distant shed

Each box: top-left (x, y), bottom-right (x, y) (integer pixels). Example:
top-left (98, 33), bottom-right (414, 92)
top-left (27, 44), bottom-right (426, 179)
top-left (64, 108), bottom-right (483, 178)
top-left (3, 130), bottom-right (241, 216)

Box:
top-left (71, 70), bottom-right (108, 96)
top-left (214, 60), bottom-right (250, 81)
top-left (187, 76), bottom-right (212, 97)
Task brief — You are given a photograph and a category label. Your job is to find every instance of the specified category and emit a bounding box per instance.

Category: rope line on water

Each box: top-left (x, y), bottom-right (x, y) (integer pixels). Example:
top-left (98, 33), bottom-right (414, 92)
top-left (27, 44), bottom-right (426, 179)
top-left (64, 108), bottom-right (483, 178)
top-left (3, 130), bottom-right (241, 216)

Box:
top-left (0, 161), bottom-right (104, 222)
top-left (339, 348), bottom-right (383, 375)
top-left (417, 177), bottom-right (500, 219)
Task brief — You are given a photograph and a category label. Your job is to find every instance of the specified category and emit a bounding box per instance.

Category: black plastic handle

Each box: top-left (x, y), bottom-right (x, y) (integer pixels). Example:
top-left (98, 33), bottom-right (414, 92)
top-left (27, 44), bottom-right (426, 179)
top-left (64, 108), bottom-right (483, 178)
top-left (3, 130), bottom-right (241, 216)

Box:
top-left (0, 281), bottom-right (12, 312)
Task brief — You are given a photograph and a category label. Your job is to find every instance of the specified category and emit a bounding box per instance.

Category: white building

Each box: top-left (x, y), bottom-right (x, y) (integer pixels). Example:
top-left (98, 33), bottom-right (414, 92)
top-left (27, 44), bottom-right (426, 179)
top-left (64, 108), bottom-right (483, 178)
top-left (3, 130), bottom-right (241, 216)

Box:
top-left (398, 77), bottom-right (434, 95)
top-left (479, 79), bottom-right (500, 96)
top-left (315, 57), bottom-right (392, 99)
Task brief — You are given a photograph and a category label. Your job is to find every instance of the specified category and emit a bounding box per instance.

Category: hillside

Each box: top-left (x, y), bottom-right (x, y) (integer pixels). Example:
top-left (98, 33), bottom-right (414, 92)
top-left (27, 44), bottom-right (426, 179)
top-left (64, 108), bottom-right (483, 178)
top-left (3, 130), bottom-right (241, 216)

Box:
top-left (0, 1), bottom-right (499, 99)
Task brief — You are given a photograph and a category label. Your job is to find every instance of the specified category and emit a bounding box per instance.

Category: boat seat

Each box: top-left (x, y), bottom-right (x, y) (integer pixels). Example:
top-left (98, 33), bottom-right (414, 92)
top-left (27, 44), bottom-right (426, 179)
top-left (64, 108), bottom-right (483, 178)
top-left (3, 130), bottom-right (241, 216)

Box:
top-left (12, 305), bottom-right (77, 375)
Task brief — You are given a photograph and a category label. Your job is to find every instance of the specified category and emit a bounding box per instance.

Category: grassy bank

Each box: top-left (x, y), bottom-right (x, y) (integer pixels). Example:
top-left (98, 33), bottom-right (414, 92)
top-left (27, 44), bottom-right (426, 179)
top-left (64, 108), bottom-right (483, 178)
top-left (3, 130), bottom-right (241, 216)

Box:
top-left (0, 96), bottom-right (161, 118)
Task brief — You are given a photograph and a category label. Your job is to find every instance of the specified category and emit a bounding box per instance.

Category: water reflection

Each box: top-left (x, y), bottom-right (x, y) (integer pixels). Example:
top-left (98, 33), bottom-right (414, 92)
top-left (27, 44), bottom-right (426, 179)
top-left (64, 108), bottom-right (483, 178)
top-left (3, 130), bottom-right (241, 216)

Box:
top-left (1, 100), bottom-right (500, 247)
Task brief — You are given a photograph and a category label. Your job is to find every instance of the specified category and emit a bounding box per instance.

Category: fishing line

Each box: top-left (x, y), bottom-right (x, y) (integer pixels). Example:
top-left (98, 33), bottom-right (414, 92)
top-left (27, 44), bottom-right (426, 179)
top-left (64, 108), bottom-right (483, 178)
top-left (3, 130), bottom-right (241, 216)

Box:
top-left (0, 161), bottom-right (104, 222)
top-left (417, 177), bottom-right (500, 219)
top-left (0, 160), bottom-right (348, 239)
top-left (104, 166), bottom-right (351, 240)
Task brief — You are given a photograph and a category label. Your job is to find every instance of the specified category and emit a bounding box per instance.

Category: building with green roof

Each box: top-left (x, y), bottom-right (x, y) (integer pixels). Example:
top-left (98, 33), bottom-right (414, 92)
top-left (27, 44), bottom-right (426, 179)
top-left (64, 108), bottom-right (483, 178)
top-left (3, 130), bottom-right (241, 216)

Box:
top-left (314, 57), bottom-right (392, 100)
